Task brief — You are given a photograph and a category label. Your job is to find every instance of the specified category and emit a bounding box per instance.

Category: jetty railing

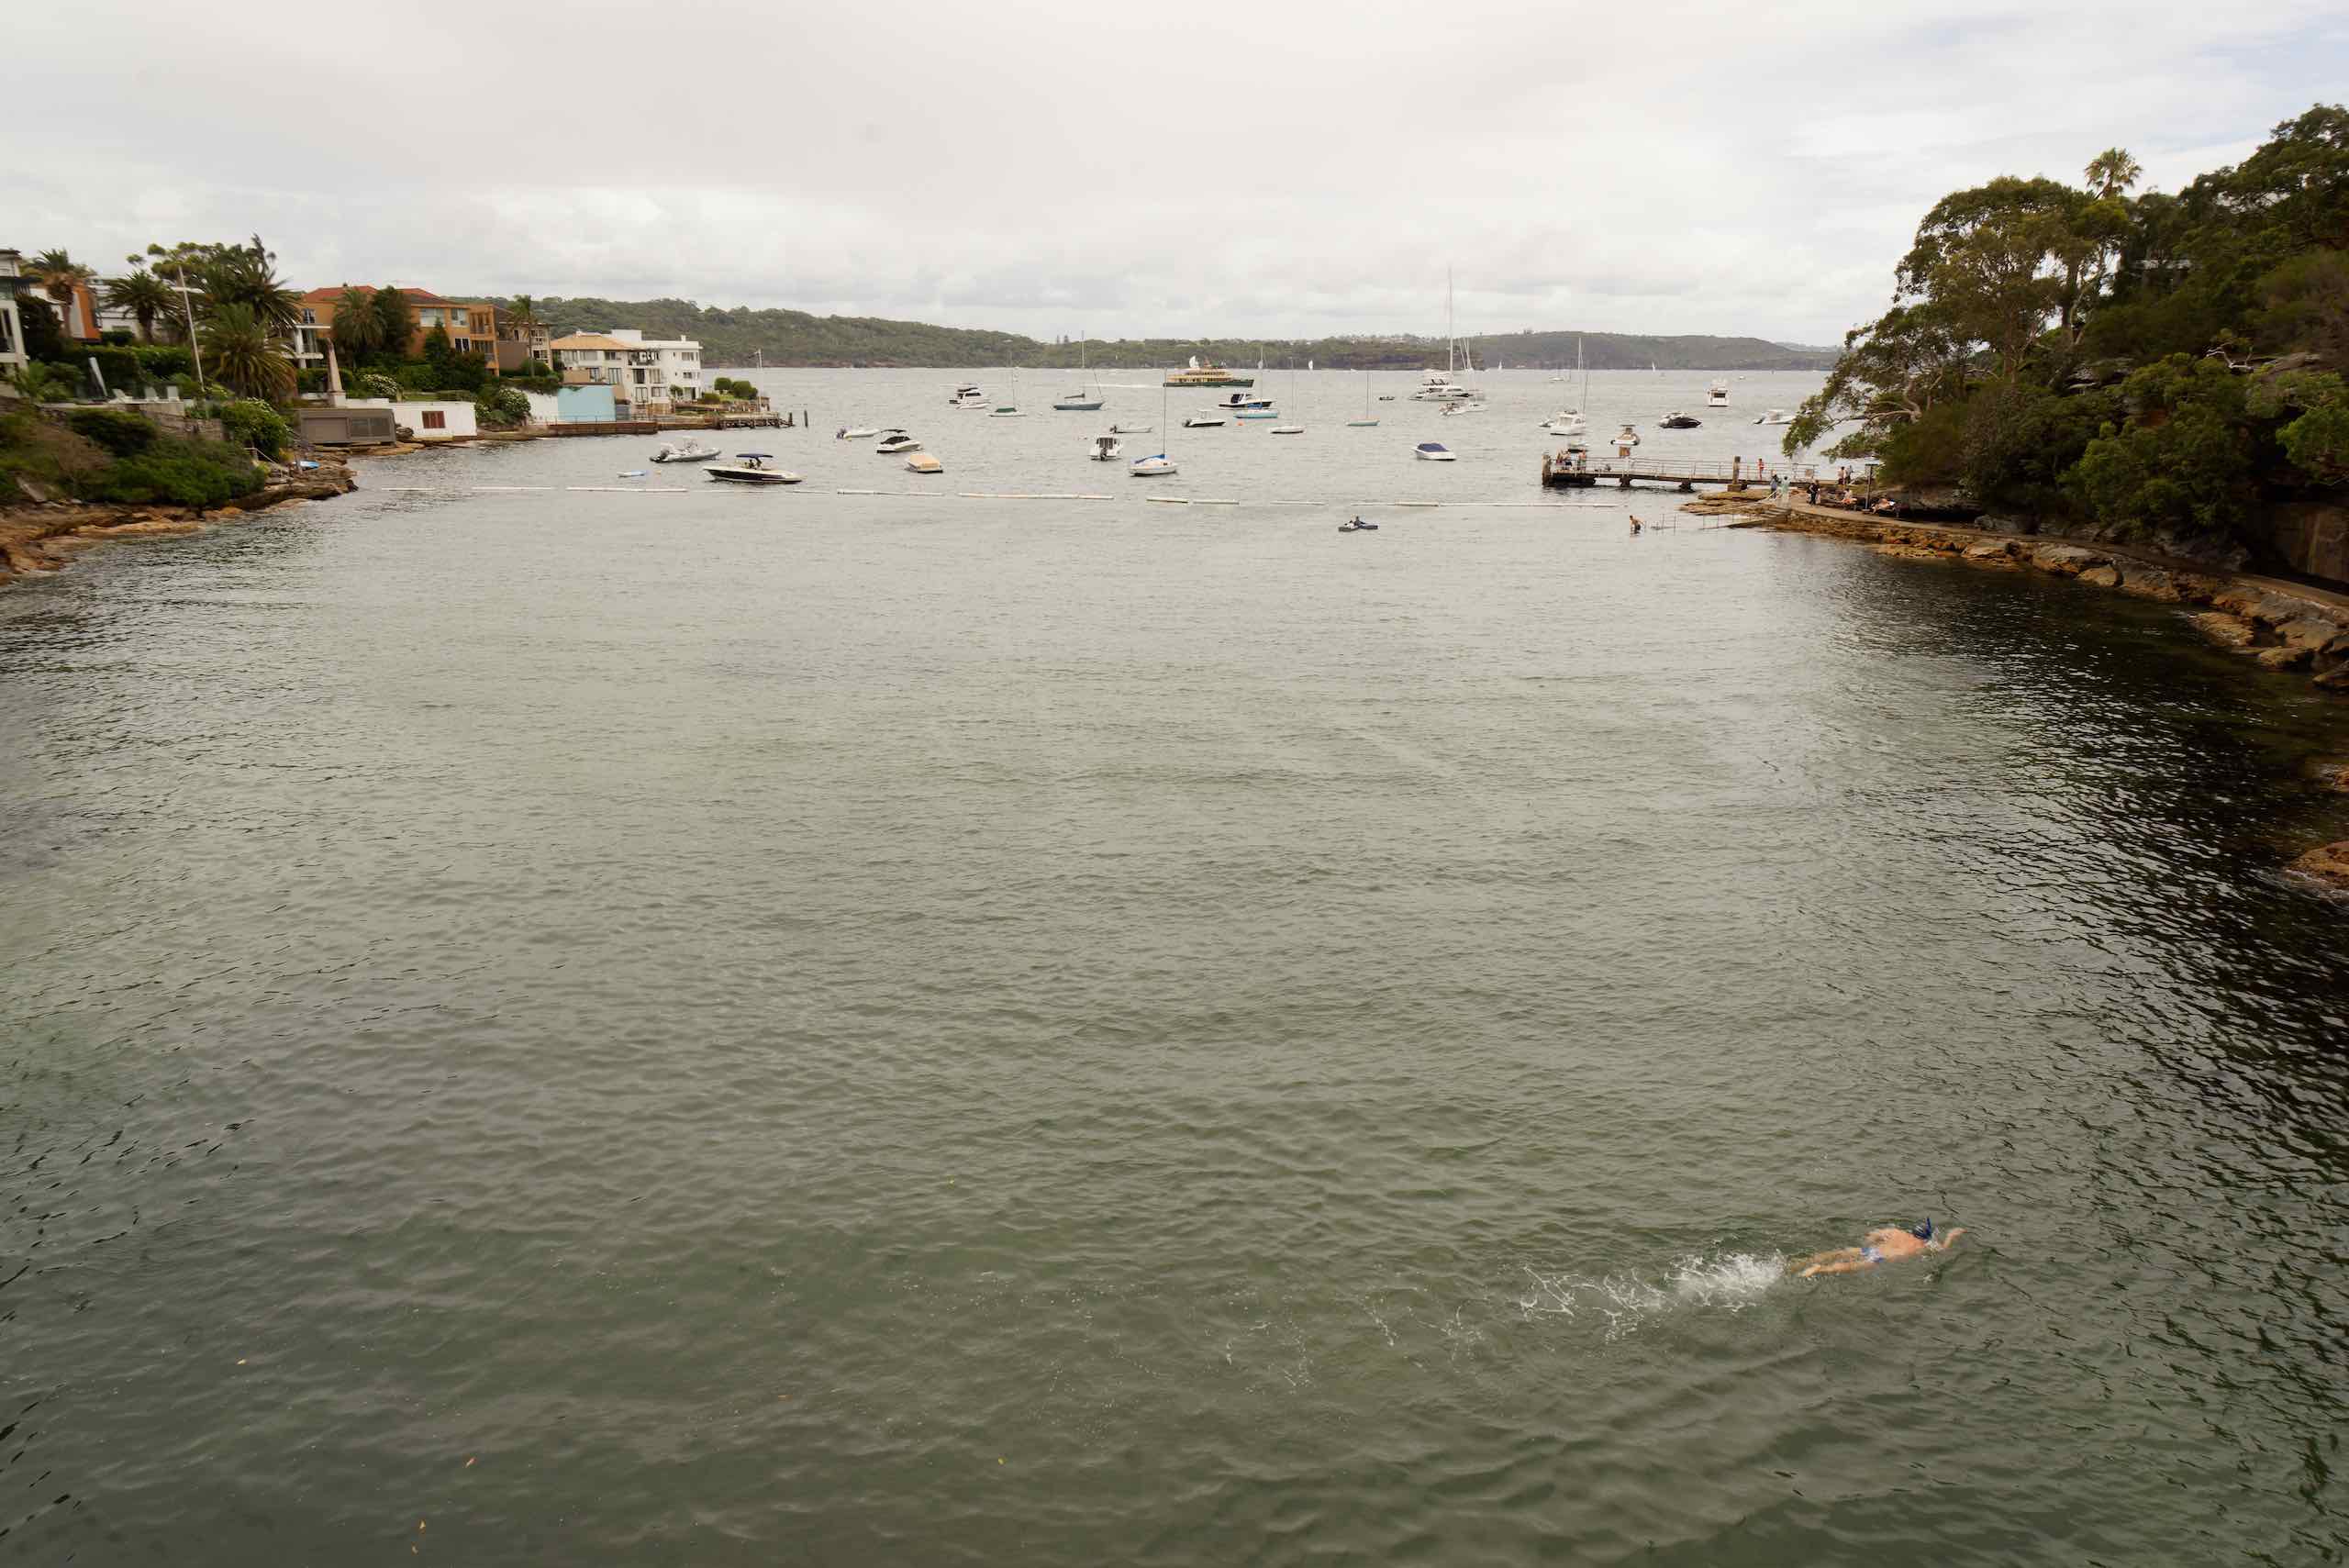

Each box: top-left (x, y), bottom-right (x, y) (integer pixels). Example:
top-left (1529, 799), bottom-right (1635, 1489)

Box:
top-left (1542, 453), bottom-right (1826, 490)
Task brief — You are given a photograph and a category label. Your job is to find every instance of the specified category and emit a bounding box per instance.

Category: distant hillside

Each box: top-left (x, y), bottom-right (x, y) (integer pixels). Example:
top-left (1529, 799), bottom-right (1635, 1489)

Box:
top-left (498, 296), bottom-right (1835, 372)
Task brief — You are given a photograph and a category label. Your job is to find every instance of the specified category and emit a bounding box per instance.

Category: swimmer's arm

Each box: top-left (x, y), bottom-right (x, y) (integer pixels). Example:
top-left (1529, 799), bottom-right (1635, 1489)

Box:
top-left (1931, 1228), bottom-right (1967, 1251)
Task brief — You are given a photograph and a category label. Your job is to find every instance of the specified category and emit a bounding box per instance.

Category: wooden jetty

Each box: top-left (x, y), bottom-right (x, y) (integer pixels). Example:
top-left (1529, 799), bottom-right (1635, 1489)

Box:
top-left (1541, 451), bottom-right (1820, 492)
top-left (540, 413), bottom-right (793, 439)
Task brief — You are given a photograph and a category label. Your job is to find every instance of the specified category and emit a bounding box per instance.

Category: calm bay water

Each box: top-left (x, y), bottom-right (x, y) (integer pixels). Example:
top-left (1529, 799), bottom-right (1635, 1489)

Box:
top-left (3, 369), bottom-right (2346, 1563)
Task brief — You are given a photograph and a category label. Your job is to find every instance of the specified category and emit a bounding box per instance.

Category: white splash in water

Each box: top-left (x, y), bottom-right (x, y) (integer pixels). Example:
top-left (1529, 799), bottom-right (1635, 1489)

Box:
top-left (1669, 1251), bottom-right (1786, 1307)
top-left (1515, 1252), bottom-right (1787, 1340)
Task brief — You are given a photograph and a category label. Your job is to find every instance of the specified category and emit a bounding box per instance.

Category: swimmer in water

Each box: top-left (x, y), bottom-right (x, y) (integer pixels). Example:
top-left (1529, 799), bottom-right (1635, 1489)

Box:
top-left (1790, 1219), bottom-right (1965, 1277)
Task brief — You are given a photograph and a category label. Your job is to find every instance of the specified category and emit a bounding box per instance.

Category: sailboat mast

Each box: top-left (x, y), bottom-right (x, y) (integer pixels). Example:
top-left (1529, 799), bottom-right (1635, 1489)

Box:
top-left (1446, 267), bottom-right (1456, 378)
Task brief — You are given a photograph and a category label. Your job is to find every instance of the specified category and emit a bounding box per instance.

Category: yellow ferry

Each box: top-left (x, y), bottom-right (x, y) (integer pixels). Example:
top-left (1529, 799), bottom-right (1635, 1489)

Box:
top-left (1163, 356), bottom-right (1253, 389)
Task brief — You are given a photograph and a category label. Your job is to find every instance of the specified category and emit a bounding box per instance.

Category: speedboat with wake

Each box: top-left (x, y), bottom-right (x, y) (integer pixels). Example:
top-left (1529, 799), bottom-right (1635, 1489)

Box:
top-left (706, 453), bottom-right (801, 484)
top-left (1753, 408), bottom-right (1792, 425)
top-left (651, 439), bottom-right (719, 462)
top-left (1338, 516), bottom-right (1378, 532)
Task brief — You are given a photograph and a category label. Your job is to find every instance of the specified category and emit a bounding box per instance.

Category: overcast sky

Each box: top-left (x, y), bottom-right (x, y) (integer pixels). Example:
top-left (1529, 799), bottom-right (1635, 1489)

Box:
top-left (11, 1), bottom-right (2344, 346)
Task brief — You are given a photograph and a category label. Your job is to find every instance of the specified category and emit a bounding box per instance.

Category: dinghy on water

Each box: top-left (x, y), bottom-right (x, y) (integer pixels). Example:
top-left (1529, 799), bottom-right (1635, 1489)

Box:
top-left (651, 439), bottom-right (718, 462)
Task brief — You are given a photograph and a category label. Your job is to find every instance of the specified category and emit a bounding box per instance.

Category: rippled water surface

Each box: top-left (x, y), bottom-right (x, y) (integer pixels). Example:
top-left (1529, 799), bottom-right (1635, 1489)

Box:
top-left (4, 370), bottom-right (2347, 1564)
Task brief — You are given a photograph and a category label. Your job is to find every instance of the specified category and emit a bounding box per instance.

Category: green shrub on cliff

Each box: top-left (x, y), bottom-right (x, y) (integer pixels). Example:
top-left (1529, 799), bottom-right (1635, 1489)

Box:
top-left (81, 435), bottom-right (263, 506)
top-left (2068, 357), bottom-right (2258, 539)
top-left (213, 399), bottom-right (291, 459)
top-left (0, 410), bottom-right (108, 495)
top-left (473, 384), bottom-right (529, 430)
top-left (63, 406), bottom-right (161, 458)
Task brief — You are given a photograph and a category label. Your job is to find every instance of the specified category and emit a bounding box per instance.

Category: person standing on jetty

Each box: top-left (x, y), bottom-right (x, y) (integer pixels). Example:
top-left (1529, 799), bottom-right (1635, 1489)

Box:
top-left (1790, 1219), bottom-right (1965, 1276)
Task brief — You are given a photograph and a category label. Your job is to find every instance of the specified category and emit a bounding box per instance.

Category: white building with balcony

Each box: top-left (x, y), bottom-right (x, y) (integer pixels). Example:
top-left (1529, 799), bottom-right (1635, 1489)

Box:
top-left (551, 328), bottom-right (701, 414)
top-left (0, 250), bottom-right (28, 373)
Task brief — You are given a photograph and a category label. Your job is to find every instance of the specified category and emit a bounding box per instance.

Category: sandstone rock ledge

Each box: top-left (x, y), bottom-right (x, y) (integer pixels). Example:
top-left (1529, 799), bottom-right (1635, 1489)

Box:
top-left (0, 463), bottom-right (355, 589)
top-left (2287, 840), bottom-right (2349, 888)
top-left (1755, 506), bottom-right (2349, 699)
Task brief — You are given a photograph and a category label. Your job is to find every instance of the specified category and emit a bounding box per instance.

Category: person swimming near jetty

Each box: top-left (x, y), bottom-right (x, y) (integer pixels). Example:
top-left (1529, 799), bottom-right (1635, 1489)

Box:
top-left (1790, 1219), bottom-right (1965, 1277)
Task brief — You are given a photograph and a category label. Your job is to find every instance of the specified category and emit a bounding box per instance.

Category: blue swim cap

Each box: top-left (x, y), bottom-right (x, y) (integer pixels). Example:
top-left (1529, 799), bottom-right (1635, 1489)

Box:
top-left (1910, 1218), bottom-right (1934, 1240)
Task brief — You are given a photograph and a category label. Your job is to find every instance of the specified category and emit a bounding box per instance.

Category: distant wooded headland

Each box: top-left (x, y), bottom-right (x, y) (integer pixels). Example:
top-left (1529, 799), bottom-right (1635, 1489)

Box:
top-left (487, 296), bottom-right (1835, 373)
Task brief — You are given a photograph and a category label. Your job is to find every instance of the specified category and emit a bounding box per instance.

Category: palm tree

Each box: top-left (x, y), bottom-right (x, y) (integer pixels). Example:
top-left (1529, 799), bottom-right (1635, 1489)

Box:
top-left (331, 287), bottom-right (384, 361)
top-left (29, 248), bottom-right (95, 327)
top-left (2084, 148), bottom-right (2143, 201)
top-left (199, 245), bottom-right (298, 333)
top-left (202, 304), bottom-right (295, 402)
top-left (103, 270), bottom-right (174, 342)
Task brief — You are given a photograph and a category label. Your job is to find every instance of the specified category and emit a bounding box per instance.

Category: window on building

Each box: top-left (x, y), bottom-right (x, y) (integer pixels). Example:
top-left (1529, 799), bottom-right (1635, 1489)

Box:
top-left (302, 308), bottom-right (317, 324)
top-left (421, 309), bottom-right (442, 327)
top-left (422, 410), bottom-right (446, 429)
top-left (452, 310), bottom-right (469, 328)
top-left (455, 339), bottom-right (472, 353)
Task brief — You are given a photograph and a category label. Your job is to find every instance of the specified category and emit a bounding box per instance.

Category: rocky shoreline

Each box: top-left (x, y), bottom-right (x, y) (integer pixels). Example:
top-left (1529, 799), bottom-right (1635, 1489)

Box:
top-left (1716, 498), bottom-right (2349, 890)
top-left (0, 460), bottom-right (357, 589)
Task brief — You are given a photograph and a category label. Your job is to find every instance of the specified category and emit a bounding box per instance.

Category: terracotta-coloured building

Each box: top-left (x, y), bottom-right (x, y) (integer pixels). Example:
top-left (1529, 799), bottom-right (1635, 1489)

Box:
top-left (289, 286), bottom-right (544, 374)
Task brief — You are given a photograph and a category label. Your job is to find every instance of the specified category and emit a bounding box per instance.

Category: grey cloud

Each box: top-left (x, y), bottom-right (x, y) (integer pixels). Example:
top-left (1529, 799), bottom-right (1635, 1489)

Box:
top-left (7, 0), bottom-right (2343, 345)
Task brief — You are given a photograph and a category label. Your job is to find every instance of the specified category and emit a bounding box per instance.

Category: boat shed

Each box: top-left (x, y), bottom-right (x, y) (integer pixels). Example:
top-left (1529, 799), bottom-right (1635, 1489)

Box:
top-left (295, 406), bottom-right (399, 447)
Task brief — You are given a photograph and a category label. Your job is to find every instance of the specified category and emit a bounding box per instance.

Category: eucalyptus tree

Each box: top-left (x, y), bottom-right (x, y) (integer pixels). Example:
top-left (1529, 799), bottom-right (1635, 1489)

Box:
top-left (372, 288), bottom-right (417, 360)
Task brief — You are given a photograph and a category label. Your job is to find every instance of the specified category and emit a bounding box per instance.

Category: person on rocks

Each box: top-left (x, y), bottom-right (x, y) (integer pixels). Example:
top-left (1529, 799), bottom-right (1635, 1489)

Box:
top-left (1790, 1218), bottom-right (1965, 1277)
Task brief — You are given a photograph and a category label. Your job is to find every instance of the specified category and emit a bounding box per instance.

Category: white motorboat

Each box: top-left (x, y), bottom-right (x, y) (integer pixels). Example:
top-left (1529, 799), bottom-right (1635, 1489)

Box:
top-left (651, 439), bottom-right (719, 462)
top-left (1753, 408), bottom-right (1793, 425)
top-left (1413, 441), bottom-right (1456, 462)
top-left (876, 433), bottom-right (921, 453)
top-left (1110, 423), bottom-right (1153, 435)
top-left (1542, 410), bottom-right (1586, 437)
top-left (1213, 392), bottom-right (1275, 411)
top-left (950, 383), bottom-right (986, 407)
top-left (1183, 413), bottom-right (1227, 428)
top-left (838, 426), bottom-right (880, 439)
top-left (1708, 379), bottom-right (1730, 407)
top-left (1660, 410), bottom-right (1702, 429)
top-left (1090, 434), bottom-right (1122, 462)
top-left (905, 452), bottom-right (943, 474)
top-left (706, 452), bottom-right (802, 484)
